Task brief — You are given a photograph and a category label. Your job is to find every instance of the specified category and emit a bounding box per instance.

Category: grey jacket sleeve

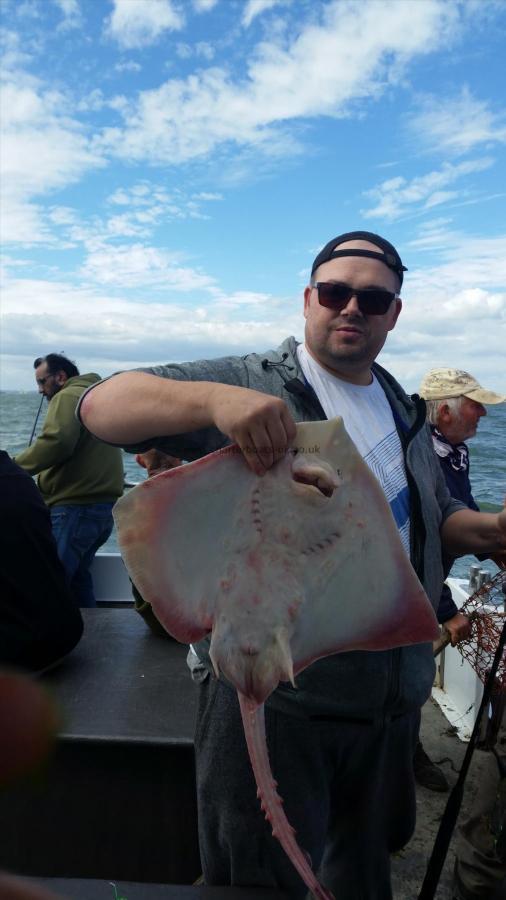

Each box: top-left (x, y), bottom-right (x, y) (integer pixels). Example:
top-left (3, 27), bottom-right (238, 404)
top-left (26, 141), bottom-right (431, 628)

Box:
top-left (77, 355), bottom-right (252, 460)
top-left (129, 355), bottom-right (253, 459)
top-left (408, 422), bottom-right (468, 610)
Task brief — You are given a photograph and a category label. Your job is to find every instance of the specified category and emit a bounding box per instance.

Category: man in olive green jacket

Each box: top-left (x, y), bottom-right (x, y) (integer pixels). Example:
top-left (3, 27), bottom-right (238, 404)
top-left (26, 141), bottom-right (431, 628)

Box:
top-left (15, 353), bottom-right (124, 607)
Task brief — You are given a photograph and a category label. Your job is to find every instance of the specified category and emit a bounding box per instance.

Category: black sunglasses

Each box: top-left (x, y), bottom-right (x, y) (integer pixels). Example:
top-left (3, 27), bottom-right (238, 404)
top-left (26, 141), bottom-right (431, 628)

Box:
top-left (314, 282), bottom-right (398, 316)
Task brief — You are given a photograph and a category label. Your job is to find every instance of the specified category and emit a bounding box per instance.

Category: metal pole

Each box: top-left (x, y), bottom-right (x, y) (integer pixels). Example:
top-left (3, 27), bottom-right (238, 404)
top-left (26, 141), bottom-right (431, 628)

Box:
top-left (28, 395), bottom-right (44, 445)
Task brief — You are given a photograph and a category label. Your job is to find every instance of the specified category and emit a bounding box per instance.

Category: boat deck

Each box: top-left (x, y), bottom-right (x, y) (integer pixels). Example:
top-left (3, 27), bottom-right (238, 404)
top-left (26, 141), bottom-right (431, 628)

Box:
top-left (0, 610), bottom-right (201, 887)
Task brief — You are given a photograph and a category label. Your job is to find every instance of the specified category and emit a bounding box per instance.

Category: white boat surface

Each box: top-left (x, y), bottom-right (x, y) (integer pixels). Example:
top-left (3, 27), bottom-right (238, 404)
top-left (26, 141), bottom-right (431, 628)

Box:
top-left (432, 577), bottom-right (487, 742)
top-left (92, 550), bottom-right (133, 604)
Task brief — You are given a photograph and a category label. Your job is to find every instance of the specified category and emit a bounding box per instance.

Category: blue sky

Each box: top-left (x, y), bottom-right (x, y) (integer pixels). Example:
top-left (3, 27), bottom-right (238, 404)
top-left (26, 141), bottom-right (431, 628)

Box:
top-left (1, 0), bottom-right (505, 393)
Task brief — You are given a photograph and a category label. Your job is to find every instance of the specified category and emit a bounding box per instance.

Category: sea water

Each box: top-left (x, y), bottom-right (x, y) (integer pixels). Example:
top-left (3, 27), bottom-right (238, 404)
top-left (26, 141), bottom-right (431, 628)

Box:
top-left (1, 391), bottom-right (505, 578)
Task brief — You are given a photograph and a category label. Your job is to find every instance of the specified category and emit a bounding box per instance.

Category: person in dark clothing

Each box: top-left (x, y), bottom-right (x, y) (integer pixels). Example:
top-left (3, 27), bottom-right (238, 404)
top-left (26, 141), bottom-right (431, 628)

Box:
top-left (0, 451), bottom-right (83, 672)
top-left (413, 368), bottom-right (506, 792)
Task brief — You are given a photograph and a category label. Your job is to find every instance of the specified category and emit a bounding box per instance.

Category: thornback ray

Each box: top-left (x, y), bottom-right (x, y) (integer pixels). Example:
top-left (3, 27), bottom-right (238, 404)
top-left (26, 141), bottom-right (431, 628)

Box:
top-left (113, 417), bottom-right (439, 899)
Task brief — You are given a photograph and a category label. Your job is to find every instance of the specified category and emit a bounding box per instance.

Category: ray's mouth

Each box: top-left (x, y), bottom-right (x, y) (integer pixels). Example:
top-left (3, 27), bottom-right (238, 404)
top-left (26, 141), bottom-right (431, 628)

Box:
top-left (292, 471), bottom-right (334, 498)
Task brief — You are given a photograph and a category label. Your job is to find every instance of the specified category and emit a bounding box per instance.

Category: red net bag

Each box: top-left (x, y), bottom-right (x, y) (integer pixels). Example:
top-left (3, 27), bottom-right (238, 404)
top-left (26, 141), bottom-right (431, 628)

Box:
top-left (455, 569), bottom-right (506, 691)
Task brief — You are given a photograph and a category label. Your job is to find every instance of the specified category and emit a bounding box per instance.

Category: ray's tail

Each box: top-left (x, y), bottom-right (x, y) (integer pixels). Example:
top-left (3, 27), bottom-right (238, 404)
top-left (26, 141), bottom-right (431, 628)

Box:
top-left (238, 692), bottom-right (334, 900)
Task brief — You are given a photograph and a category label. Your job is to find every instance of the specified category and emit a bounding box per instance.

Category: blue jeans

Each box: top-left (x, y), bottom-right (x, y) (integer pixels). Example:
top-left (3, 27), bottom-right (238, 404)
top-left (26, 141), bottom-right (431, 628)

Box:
top-left (50, 503), bottom-right (114, 608)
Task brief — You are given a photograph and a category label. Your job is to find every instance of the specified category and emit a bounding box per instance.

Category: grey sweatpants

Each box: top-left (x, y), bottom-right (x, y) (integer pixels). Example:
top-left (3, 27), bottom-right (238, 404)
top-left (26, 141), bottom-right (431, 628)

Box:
top-left (194, 676), bottom-right (420, 899)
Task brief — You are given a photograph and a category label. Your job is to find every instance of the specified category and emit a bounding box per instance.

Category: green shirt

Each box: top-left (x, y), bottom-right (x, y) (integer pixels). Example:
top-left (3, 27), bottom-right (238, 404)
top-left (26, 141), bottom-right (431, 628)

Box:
top-left (15, 373), bottom-right (124, 507)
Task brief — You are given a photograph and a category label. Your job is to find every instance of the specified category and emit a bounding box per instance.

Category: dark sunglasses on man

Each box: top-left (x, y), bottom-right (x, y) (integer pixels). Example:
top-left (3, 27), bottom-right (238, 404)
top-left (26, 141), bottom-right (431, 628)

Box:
top-left (314, 282), bottom-right (399, 316)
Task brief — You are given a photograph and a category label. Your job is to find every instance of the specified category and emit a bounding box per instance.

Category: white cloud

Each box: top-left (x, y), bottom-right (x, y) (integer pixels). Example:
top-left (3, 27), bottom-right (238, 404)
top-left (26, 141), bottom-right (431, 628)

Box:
top-left (54, 0), bottom-right (79, 11)
top-left (193, 192), bottom-right (222, 201)
top-left (406, 218), bottom-right (456, 250)
top-left (176, 42), bottom-right (192, 59)
top-left (362, 158), bottom-right (494, 222)
top-left (105, 0), bottom-right (184, 50)
top-left (48, 206), bottom-right (80, 226)
top-left (174, 40), bottom-right (215, 60)
top-left (423, 190), bottom-right (459, 209)
top-left (377, 245), bottom-right (506, 391)
top-left (98, 0), bottom-right (459, 165)
top-left (115, 60), bottom-right (142, 73)
top-left (0, 28), bottom-right (32, 71)
top-left (2, 247), bottom-right (504, 395)
top-left (408, 87), bottom-right (506, 156)
top-left (195, 42), bottom-right (214, 60)
top-left (0, 275), bottom-right (301, 389)
top-left (214, 291), bottom-right (275, 308)
top-left (2, 229), bottom-right (504, 394)
top-left (76, 88), bottom-right (108, 112)
top-left (15, 1), bottom-right (42, 21)
top-left (408, 234), bottom-right (506, 293)
top-left (53, 0), bottom-right (82, 30)
top-left (3, 179), bottom-right (220, 252)
top-left (102, 181), bottom-right (220, 232)
top-left (80, 243), bottom-right (218, 291)
top-left (0, 197), bottom-right (47, 246)
top-left (396, 233), bottom-right (506, 359)
top-left (242, 0), bottom-right (283, 28)
top-left (192, 0), bottom-right (218, 11)
top-left (0, 70), bottom-right (105, 244)
top-left (0, 39), bottom-right (226, 247)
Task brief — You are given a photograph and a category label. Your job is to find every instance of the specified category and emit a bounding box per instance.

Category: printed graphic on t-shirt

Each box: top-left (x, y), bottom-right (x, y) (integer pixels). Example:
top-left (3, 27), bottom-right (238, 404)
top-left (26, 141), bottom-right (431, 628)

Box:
top-left (364, 431), bottom-right (410, 554)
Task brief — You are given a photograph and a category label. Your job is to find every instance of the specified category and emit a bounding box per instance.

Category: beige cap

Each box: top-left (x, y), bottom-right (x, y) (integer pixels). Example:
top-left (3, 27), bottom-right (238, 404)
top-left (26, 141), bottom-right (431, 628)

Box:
top-left (420, 368), bottom-right (506, 404)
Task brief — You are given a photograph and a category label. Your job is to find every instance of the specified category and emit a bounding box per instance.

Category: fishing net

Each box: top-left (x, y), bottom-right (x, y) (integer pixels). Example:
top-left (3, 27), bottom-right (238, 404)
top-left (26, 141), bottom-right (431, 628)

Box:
top-left (455, 569), bottom-right (506, 692)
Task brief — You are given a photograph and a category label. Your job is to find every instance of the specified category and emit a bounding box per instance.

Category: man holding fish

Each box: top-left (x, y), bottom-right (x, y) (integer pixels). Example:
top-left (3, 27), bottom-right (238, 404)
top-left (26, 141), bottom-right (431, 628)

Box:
top-left (80, 231), bottom-right (506, 899)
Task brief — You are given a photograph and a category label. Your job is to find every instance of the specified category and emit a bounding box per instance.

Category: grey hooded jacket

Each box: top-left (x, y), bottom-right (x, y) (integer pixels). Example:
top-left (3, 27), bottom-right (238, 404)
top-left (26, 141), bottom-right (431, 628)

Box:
top-left (85, 336), bottom-right (465, 723)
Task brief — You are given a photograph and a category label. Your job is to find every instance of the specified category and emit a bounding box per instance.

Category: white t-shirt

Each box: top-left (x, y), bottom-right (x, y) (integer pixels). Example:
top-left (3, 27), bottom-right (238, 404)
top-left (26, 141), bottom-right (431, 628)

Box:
top-left (297, 344), bottom-right (411, 555)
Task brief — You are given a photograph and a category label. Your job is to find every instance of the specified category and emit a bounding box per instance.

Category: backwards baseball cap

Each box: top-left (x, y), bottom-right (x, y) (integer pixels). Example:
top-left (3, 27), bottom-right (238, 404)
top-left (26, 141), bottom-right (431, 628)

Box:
top-left (420, 368), bottom-right (506, 405)
top-left (311, 230), bottom-right (407, 286)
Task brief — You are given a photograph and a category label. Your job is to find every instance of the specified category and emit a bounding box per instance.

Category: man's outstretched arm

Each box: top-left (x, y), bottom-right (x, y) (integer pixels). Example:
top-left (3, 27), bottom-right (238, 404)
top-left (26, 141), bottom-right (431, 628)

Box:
top-left (441, 507), bottom-right (506, 562)
top-left (79, 372), bottom-right (296, 475)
